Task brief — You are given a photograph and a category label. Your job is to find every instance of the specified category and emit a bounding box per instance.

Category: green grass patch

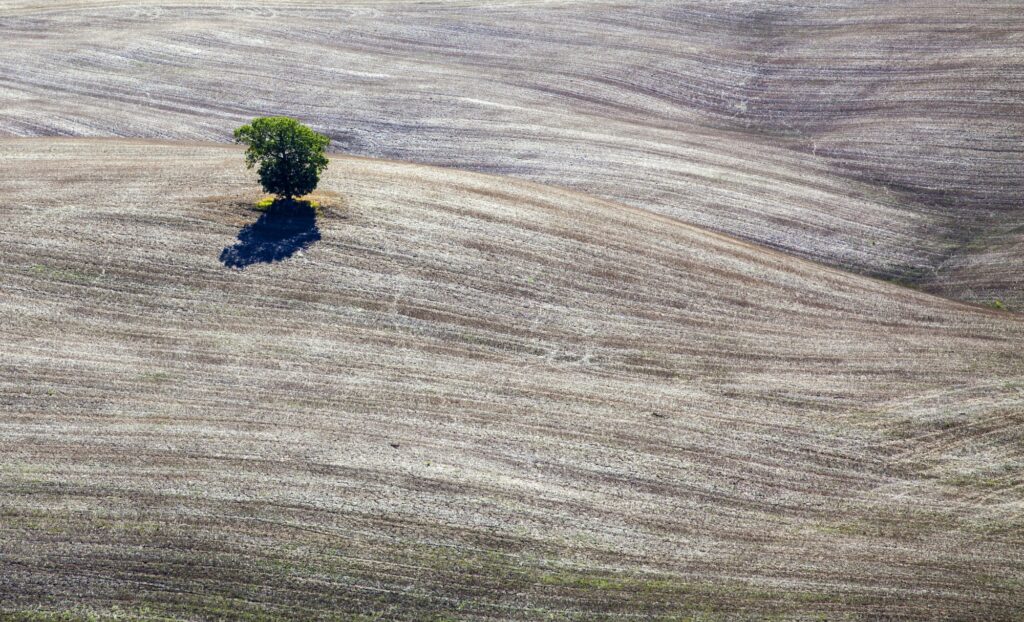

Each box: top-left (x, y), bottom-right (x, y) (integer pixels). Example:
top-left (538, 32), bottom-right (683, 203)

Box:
top-left (28, 263), bottom-right (102, 285)
top-left (137, 371), bottom-right (174, 384)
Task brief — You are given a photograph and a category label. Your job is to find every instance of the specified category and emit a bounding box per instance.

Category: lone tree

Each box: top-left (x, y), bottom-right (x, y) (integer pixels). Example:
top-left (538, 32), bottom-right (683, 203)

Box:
top-left (234, 116), bottom-right (329, 203)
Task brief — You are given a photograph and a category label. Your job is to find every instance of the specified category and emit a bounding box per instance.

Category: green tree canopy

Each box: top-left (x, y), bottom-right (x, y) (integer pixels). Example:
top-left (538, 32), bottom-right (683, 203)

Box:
top-left (234, 116), bottom-right (329, 201)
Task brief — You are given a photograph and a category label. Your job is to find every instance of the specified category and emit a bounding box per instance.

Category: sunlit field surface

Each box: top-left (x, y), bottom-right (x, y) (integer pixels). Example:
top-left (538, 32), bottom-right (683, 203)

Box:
top-left (1, 1), bottom-right (1022, 620)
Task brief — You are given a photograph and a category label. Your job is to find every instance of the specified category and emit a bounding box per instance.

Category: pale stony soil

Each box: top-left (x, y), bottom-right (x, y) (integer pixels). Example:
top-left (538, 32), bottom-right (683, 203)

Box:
top-left (1, 1), bottom-right (1023, 619)
top-left (1, 139), bottom-right (1022, 620)
top-left (0, 0), bottom-right (1021, 305)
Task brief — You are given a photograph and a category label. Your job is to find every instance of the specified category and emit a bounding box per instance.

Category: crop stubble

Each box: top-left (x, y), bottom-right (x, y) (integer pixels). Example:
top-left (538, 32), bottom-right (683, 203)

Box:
top-left (0, 139), bottom-right (1022, 619)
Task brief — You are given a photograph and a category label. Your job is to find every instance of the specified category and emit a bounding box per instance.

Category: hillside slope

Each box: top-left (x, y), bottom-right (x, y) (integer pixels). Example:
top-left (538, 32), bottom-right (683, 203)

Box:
top-left (1, 139), bottom-right (1022, 620)
top-left (0, 0), bottom-right (1021, 304)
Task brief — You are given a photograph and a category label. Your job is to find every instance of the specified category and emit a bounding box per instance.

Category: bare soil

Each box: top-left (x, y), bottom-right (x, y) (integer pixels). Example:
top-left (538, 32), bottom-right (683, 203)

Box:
top-left (0, 139), bottom-right (1022, 620)
top-left (0, 1), bottom-right (1021, 305)
top-left (1, 1), bottom-right (1022, 619)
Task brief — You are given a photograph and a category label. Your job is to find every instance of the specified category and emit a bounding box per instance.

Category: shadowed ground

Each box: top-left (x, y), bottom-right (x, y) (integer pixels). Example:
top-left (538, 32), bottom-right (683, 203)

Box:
top-left (220, 201), bottom-right (321, 269)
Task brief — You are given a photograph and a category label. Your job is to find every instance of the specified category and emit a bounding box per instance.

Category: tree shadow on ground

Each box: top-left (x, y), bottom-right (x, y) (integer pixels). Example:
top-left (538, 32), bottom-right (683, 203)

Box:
top-left (220, 200), bottom-right (321, 269)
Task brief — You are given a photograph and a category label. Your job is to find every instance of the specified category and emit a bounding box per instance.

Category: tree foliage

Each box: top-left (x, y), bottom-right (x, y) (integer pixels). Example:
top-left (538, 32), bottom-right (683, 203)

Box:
top-left (233, 117), bottom-right (329, 200)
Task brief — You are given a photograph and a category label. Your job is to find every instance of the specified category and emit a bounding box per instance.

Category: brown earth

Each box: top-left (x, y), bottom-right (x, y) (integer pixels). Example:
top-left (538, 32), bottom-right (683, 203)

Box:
top-left (0, 139), bottom-right (1022, 620)
top-left (0, 1), bottom-right (1021, 305)
top-left (1, 1), bottom-right (1023, 619)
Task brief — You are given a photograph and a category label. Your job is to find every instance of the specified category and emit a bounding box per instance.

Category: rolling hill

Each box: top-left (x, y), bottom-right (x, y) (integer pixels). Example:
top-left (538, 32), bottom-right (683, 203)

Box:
top-left (1, 0), bottom-right (1021, 305)
top-left (1, 0), bottom-right (1023, 619)
top-left (1, 138), bottom-right (1022, 619)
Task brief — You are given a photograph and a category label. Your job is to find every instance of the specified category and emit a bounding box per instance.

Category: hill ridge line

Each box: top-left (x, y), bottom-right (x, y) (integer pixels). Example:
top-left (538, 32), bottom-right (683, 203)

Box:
top-left (7, 135), bottom-right (1015, 319)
